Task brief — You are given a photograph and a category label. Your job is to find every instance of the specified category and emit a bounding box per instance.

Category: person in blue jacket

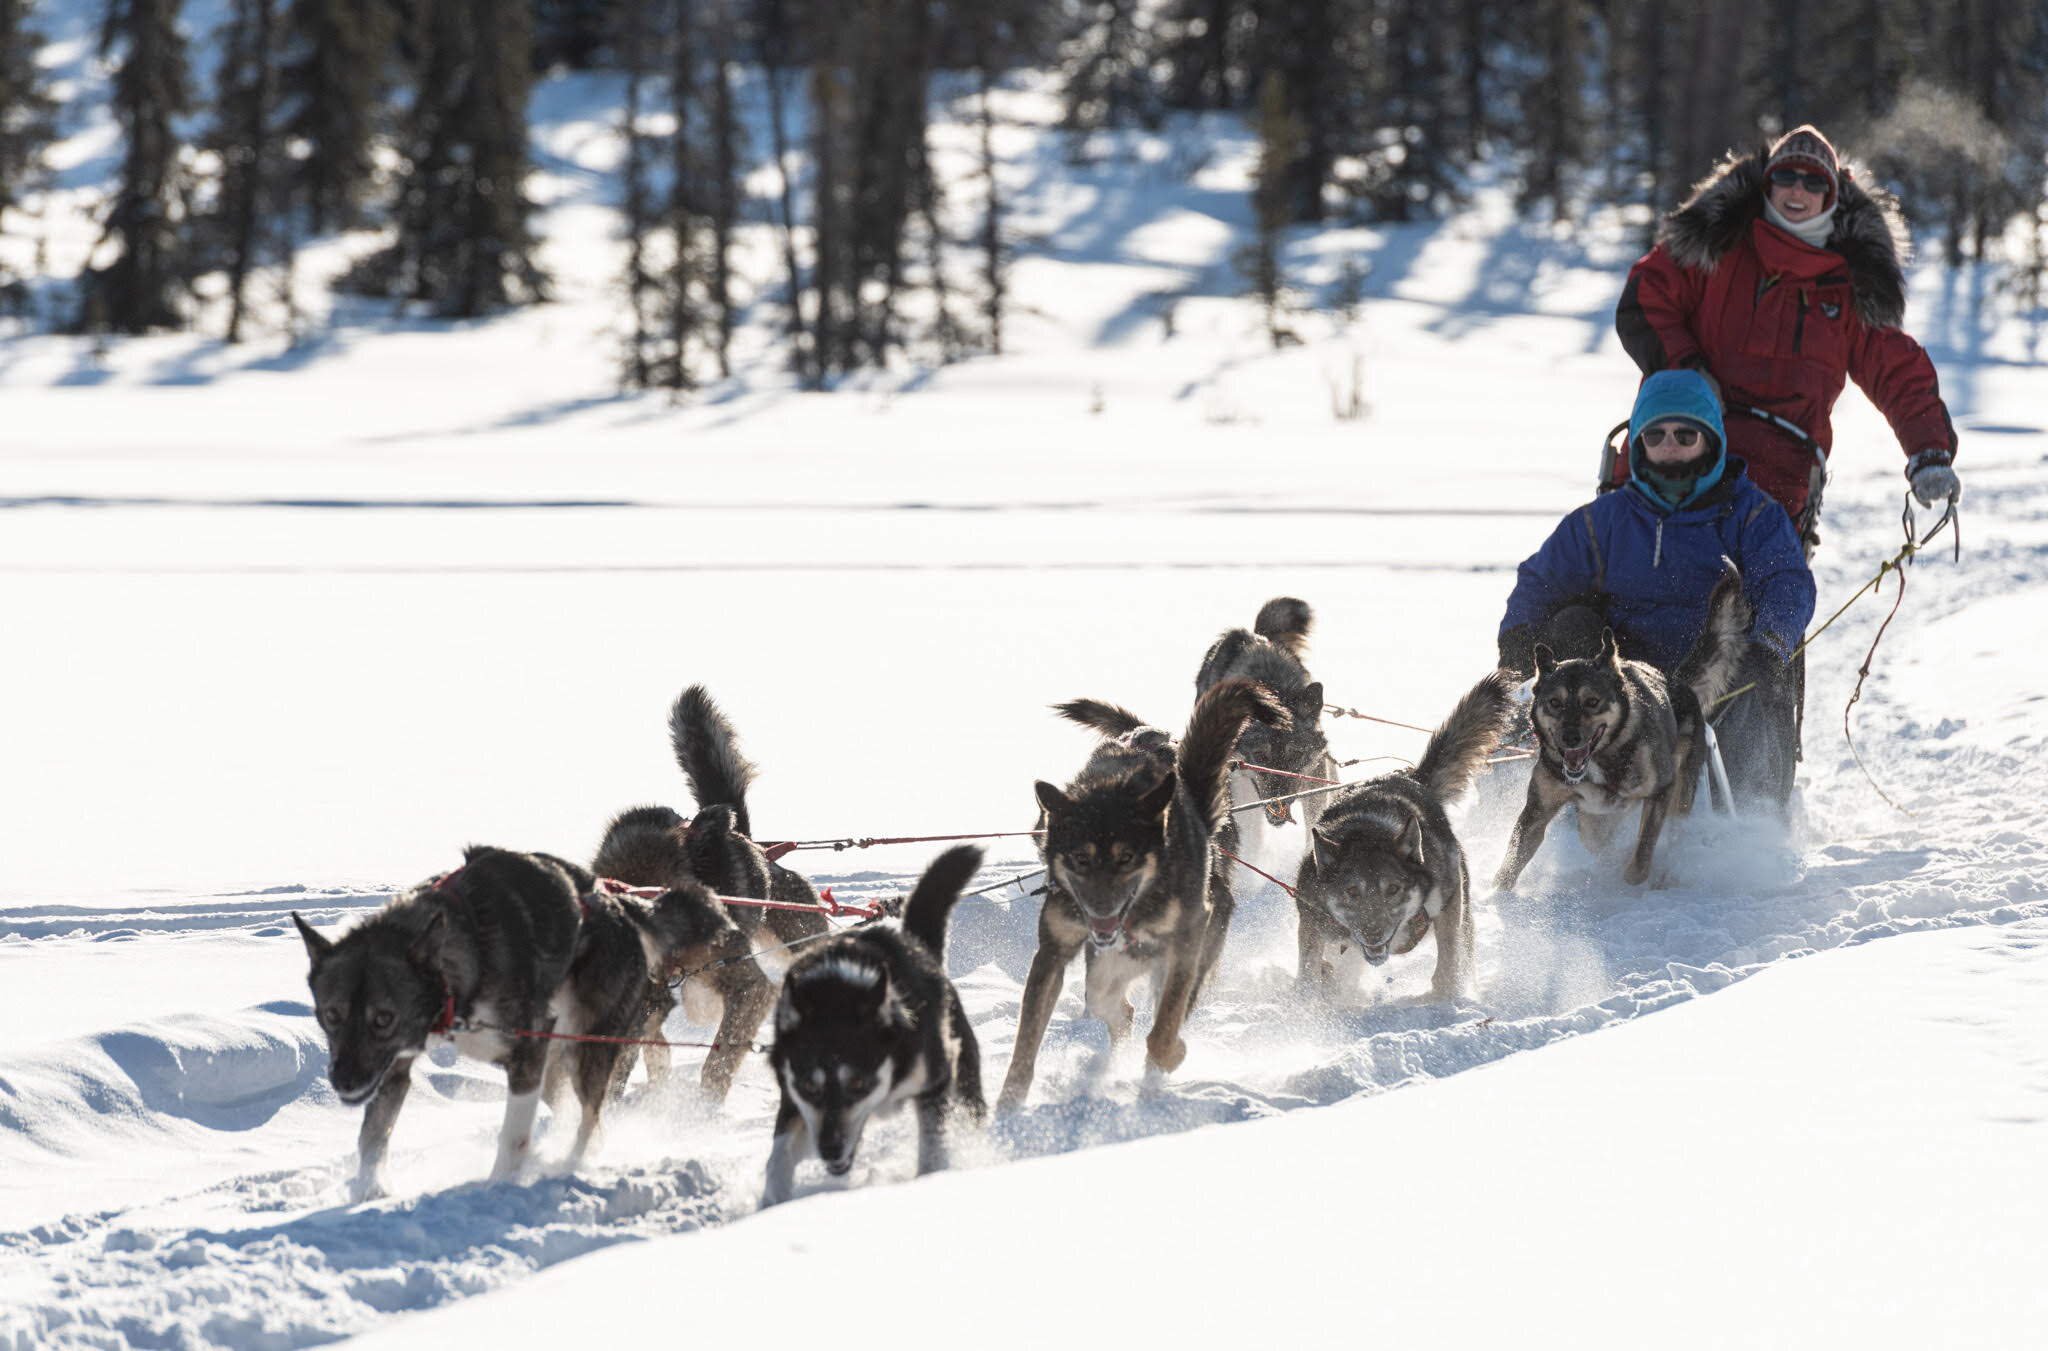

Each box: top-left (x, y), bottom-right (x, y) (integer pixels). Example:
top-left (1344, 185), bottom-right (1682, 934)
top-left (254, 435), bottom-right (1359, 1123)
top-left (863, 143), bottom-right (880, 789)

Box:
top-left (1497, 369), bottom-right (1818, 815)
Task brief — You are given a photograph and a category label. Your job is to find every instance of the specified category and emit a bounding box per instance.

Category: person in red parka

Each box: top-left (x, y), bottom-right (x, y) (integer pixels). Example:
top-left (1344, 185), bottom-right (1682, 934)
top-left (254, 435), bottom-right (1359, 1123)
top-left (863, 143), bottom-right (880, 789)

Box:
top-left (1615, 125), bottom-right (1962, 551)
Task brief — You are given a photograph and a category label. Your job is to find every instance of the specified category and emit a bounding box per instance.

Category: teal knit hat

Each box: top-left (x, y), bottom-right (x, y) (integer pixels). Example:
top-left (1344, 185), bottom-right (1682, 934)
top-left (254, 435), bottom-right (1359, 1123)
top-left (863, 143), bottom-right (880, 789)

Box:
top-left (1628, 369), bottom-right (1726, 509)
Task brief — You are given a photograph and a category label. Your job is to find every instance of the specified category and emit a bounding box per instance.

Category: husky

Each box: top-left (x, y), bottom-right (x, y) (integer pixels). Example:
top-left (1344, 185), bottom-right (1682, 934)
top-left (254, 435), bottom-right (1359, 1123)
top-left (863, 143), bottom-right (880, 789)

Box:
top-left (292, 847), bottom-right (583, 1200)
top-left (591, 684), bottom-right (818, 1096)
top-left (1293, 670), bottom-right (1518, 999)
top-left (1196, 597), bottom-right (1336, 834)
top-left (1494, 563), bottom-right (1753, 890)
top-left (995, 679), bottom-right (1289, 1112)
top-left (761, 845), bottom-right (985, 1207)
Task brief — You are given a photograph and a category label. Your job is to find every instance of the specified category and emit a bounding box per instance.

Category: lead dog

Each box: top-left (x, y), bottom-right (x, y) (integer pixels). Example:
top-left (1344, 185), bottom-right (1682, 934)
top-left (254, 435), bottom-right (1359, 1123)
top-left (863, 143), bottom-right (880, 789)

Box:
top-left (996, 679), bottom-right (1287, 1111)
top-left (1293, 670), bottom-right (1517, 999)
top-left (296, 847), bottom-right (730, 1198)
top-left (1495, 564), bottom-right (1753, 890)
top-left (762, 845), bottom-right (985, 1207)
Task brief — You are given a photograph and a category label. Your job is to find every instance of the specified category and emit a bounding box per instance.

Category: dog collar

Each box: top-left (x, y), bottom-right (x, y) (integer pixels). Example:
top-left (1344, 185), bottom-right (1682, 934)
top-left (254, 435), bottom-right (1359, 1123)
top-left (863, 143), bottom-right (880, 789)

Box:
top-left (431, 986), bottom-right (457, 1036)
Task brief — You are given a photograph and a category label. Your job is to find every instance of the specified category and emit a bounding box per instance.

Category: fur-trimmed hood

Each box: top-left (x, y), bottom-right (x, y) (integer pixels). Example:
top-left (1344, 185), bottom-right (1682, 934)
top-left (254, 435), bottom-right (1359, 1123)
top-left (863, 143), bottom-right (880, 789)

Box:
top-left (1659, 145), bottom-right (1913, 329)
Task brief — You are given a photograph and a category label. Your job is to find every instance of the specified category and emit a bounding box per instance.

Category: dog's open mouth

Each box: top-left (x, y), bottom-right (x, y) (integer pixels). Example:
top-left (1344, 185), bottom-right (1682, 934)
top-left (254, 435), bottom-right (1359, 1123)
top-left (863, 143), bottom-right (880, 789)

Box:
top-left (1084, 911), bottom-right (1128, 949)
top-left (1359, 943), bottom-right (1390, 967)
top-left (1560, 728), bottom-right (1605, 781)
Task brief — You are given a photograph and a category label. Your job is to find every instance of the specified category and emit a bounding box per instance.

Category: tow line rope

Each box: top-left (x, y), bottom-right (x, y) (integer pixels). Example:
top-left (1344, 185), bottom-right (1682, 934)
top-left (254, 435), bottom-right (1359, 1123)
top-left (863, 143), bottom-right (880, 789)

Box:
top-left (446, 1018), bottom-right (771, 1056)
top-left (760, 829), bottom-right (1044, 856)
top-left (1706, 490), bottom-right (1959, 814)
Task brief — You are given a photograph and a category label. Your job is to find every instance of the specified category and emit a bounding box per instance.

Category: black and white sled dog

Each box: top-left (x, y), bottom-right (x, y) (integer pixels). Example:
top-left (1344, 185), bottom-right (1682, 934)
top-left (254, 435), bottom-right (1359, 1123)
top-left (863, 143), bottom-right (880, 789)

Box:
top-left (1196, 597), bottom-right (1336, 837)
top-left (762, 845), bottom-right (985, 1207)
top-left (996, 679), bottom-right (1289, 1111)
top-left (591, 684), bottom-right (817, 1100)
top-left (294, 847), bottom-right (734, 1198)
top-left (1495, 564), bottom-right (1753, 890)
top-left (1293, 670), bottom-right (1517, 1000)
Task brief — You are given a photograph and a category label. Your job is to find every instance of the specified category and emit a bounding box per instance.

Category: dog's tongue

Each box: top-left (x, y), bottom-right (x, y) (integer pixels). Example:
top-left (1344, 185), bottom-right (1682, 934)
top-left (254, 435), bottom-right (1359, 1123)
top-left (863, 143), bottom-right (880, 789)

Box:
top-left (1088, 915), bottom-right (1122, 943)
top-left (1563, 746), bottom-right (1591, 774)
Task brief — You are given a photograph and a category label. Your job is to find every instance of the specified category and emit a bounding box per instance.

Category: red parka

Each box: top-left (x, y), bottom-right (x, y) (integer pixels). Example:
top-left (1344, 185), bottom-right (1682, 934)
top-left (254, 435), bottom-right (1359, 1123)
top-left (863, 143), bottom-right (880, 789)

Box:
top-left (1616, 150), bottom-right (1956, 520)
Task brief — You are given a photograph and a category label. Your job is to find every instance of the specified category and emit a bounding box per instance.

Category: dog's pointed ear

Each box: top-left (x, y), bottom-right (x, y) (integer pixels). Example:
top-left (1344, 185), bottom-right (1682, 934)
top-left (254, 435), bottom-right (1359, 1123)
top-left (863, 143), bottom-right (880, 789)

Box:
top-left (292, 912), bottom-right (333, 967)
top-left (1034, 781), bottom-right (1070, 815)
top-left (1139, 773), bottom-right (1176, 818)
top-left (1598, 628), bottom-right (1619, 664)
top-left (408, 909), bottom-right (449, 968)
top-left (1398, 815), bottom-right (1425, 866)
top-left (1533, 643), bottom-right (1556, 676)
top-left (1298, 682), bottom-right (1324, 718)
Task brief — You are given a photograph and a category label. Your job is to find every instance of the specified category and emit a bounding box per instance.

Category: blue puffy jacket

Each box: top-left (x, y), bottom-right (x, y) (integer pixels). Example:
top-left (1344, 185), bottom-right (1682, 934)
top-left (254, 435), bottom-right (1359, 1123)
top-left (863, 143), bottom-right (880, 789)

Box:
top-left (1498, 456), bottom-right (1816, 671)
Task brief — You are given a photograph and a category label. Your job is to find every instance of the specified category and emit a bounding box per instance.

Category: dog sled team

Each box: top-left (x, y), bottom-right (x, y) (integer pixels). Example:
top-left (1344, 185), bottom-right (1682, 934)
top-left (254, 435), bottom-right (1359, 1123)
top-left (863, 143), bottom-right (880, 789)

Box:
top-left (293, 125), bottom-right (1964, 1207)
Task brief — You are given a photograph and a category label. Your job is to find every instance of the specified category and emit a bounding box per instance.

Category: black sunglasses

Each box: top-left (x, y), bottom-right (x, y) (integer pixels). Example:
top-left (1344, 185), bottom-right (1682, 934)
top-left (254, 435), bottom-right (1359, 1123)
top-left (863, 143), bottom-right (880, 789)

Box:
top-left (1768, 167), bottom-right (1831, 194)
top-left (1640, 425), bottom-right (1702, 448)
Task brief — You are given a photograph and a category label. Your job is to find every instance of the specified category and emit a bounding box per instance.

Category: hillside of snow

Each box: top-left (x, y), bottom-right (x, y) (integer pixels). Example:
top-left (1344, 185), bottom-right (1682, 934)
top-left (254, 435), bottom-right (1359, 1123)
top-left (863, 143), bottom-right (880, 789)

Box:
top-left (4, 29), bottom-right (2047, 1351)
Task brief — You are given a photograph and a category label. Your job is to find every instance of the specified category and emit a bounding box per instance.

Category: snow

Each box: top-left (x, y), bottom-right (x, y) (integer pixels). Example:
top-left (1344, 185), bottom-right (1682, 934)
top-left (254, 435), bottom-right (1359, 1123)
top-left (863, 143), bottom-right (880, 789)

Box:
top-left (3, 44), bottom-right (2047, 1351)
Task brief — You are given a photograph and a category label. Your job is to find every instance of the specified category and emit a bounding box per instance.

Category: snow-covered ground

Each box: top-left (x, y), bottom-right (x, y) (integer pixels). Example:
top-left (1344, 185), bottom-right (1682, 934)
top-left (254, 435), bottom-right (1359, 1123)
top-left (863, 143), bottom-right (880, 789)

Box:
top-left (4, 39), bottom-right (2047, 1350)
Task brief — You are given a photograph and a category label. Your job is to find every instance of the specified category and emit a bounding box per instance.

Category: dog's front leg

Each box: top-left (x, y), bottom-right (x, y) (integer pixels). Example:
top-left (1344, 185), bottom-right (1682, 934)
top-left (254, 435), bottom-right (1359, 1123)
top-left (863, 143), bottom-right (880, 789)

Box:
top-left (1493, 776), bottom-right (1569, 891)
top-left (1295, 898), bottom-right (1340, 989)
top-left (1429, 869), bottom-right (1475, 1001)
top-left (1624, 782), bottom-right (1676, 887)
top-left (996, 931), bottom-right (1078, 1113)
top-left (1144, 939), bottom-right (1202, 1074)
top-left (702, 940), bottom-right (774, 1103)
top-left (761, 1098), bottom-right (809, 1207)
top-left (488, 1033), bottom-right (551, 1183)
top-left (914, 1091), bottom-right (950, 1177)
top-left (351, 1058), bottom-right (415, 1202)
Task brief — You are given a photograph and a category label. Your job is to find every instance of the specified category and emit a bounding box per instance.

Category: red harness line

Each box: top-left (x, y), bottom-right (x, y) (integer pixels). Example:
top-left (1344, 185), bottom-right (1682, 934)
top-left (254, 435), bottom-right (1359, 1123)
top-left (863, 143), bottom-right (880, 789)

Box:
top-left (592, 876), bottom-right (885, 920)
top-left (1233, 760), bottom-right (1343, 786)
top-left (452, 1020), bottom-right (764, 1053)
top-left (1217, 847), bottom-right (1298, 899)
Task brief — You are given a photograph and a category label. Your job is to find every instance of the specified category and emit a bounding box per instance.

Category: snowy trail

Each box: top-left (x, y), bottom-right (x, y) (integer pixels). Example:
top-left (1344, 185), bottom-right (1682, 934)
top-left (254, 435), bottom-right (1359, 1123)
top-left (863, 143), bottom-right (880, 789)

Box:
top-left (6, 466), bottom-right (2043, 1349)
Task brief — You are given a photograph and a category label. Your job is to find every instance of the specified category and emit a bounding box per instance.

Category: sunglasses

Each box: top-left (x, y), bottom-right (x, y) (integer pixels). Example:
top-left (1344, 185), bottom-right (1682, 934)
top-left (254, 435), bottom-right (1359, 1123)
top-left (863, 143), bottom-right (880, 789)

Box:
top-left (1640, 425), bottom-right (1702, 448)
top-left (1768, 167), bottom-right (1831, 194)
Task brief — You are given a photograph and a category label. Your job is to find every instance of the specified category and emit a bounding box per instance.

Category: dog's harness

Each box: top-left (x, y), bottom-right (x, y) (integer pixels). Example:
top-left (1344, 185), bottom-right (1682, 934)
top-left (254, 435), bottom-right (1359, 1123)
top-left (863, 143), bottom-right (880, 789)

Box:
top-left (427, 866), bottom-right (470, 1036)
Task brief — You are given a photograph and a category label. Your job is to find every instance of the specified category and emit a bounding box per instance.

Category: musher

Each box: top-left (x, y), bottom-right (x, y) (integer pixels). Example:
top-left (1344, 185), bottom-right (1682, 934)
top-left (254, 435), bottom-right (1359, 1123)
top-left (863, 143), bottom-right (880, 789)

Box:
top-left (1498, 370), bottom-right (1818, 817)
top-left (1614, 124), bottom-right (1962, 553)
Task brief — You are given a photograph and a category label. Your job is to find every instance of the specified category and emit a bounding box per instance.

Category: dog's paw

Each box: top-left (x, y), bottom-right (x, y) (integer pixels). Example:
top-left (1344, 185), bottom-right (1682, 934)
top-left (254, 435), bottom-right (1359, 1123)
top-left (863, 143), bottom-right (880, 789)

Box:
top-left (1145, 1034), bottom-right (1187, 1074)
top-left (347, 1169), bottom-right (390, 1205)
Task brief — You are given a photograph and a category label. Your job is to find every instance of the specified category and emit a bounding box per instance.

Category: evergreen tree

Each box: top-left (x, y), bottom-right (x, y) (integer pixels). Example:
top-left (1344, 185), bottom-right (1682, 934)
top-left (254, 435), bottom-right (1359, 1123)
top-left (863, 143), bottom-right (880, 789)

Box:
top-left (1060, 0), bottom-right (1157, 131)
top-left (533, 0), bottom-right (609, 68)
top-left (1516, 0), bottom-right (1587, 220)
top-left (616, 0), bottom-right (659, 388)
top-left (207, 0), bottom-right (283, 342)
top-left (79, 0), bottom-right (191, 333)
top-left (1237, 68), bottom-right (1300, 346)
top-left (0, 0), bottom-right (57, 224)
top-left (279, 0), bottom-right (392, 234)
top-left (349, 0), bottom-right (547, 316)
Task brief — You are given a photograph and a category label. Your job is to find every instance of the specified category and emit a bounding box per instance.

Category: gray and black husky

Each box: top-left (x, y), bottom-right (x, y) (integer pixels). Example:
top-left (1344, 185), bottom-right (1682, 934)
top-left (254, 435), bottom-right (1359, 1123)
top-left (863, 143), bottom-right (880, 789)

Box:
top-left (293, 846), bottom-right (728, 1198)
top-left (1196, 597), bottom-right (1336, 834)
top-left (761, 845), bottom-right (985, 1207)
top-left (996, 679), bottom-right (1288, 1111)
top-left (1495, 564), bottom-right (1753, 890)
top-left (592, 684), bottom-right (817, 1097)
top-left (1293, 670), bottom-right (1517, 1000)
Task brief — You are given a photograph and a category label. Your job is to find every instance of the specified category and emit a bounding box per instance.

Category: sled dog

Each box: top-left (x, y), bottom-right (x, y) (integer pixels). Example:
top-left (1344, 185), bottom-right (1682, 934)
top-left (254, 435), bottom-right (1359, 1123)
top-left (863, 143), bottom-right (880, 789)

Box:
top-left (293, 848), bottom-right (580, 1197)
top-left (1293, 670), bottom-right (1517, 999)
top-left (762, 845), bottom-right (986, 1206)
top-left (1196, 597), bottom-right (1336, 831)
top-left (591, 684), bottom-right (817, 1096)
top-left (996, 679), bottom-right (1288, 1112)
top-left (1494, 563), bottom-right (1753, 890)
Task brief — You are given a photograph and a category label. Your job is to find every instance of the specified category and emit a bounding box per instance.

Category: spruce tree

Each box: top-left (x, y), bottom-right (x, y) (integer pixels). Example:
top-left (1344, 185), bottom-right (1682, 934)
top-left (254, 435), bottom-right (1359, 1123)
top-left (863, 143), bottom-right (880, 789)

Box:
top-left (279, 0), bottom-right (392, 234)
top-left (1237, 68), bottom-right (1300, 346)
top-left (80, 0), bottom-right (191, 333)
top-left (0, 0), bottom-right (57, 224)
top-left (208, 0), bottom-right (282, 342)
top-left (355, 0), bottom-right (547, 316)
top-left (616, 0), bottom-right (659, 388)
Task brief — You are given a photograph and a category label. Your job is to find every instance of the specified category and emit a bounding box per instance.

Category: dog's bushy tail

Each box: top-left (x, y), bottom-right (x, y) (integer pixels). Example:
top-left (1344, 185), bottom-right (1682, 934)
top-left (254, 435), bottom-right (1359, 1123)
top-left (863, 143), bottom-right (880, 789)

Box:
top-left (1414, 669), bottom-right (1519, 803)
top-left (1053, 698), bottom-right (1150, 740)
top-left (669, 685), bottom-right (757, 838)
top-left (1179, 679), bottom-right (1291, 834)
top-left (1673, 560), bottom-right (1755, 715)
top-left (1253, 597), bottom-right (1313, 659)
top-left (902, 844), bottom-right (983, 960)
